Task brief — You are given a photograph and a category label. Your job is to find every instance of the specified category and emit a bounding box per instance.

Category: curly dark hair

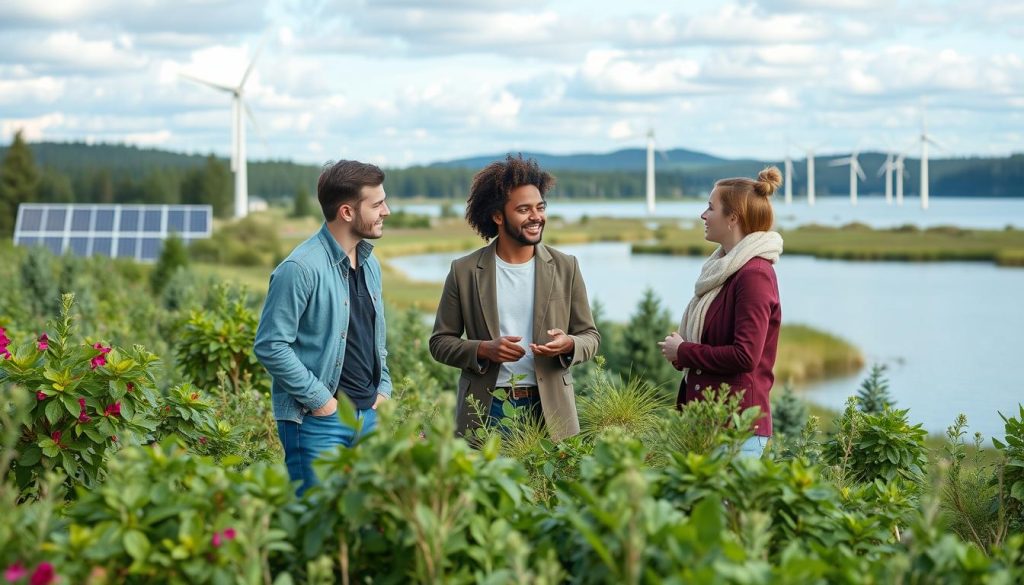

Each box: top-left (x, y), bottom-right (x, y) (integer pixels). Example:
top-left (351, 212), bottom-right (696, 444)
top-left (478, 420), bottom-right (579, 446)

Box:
top-left (465, 154), bottom-right (555, 239)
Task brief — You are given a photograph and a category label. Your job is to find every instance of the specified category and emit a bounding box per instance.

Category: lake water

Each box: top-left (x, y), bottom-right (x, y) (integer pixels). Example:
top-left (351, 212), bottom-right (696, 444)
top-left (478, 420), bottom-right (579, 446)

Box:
top-left (395, 197), bottom-right (1024, 230)
top-left (390, 242), bottom-right (1024, 441)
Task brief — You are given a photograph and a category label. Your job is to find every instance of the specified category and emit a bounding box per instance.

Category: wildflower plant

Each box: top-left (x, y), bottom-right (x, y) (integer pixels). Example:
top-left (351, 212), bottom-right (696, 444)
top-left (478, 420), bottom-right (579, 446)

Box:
top-left (0, 294), bottom-right (162, 493)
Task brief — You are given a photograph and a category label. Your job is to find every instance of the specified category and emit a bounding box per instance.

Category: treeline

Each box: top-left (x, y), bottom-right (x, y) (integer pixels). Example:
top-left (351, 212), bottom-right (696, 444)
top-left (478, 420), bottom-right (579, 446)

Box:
top-left (2, 139), bottom-right (1022, 234)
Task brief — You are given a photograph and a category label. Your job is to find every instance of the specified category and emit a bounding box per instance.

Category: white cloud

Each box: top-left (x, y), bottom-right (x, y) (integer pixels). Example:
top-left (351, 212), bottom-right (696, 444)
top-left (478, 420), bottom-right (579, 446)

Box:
top-left (1, 113), bottom-right (66, 141)
top-left (0, 76), bottom-right (66, 105)
top-left (576, 50), bottom-right (703, 96)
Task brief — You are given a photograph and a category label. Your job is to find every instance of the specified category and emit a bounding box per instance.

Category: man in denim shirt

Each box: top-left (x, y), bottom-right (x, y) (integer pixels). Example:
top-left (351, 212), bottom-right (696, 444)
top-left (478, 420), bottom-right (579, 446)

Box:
top-left (254, 160), bottom-right (392, 494)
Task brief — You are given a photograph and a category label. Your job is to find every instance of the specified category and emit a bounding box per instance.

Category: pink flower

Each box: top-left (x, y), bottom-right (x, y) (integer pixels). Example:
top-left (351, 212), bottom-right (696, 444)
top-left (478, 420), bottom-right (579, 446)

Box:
top-left (4, 561), bottom-right (27, 581)
top-left (103, 402), bottom-right (121, 417)
top-left (78, 397), bottom-right (86, 409)
top-left (36, 391), bottom-right (47, 401)
top-left (90, 343), bottom-right (111, 369)
top-left (78, 412), bottom-right (91, 424)
top-left (51, 431), bottom-right (61, 443)
top-left (126, 382), bottom-right (134, 392)
top-left (28, 562), bottom-right (55, 585)
top-left (211, 532), bottom-right (223, 548)
top-left (223, 528), bottom-right (237, 540)
top-left (36, 333), bottom-right (48, 352)
top-left (1, 349), bottom-right (10, 360)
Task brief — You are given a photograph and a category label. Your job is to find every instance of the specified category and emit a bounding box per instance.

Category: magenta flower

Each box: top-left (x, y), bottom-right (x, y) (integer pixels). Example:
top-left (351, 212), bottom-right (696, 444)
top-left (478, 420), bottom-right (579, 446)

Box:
top-left (28, 562), bottom-right (55, 585)
top-left (78, 412), bottom-right (92, 424)
top-left (51, 431), bottom-right (61, 443)
top-left (211, 532), bottom-right (223, 548)
top-left (36, 391), bottom-right (47, 401)
top-left (78, 397), bottom-right (86, 408)
top-left (4, 561), bottom-right (27, 581)
top-left (104, 402), bottom-right (121, 417)
top-left (1, 349), bottom-right (9, 360)
top-left (223, 527), bottom-right (237, 540)
top-left (126, 382), bottom-right (135, 392)
top-left (90, 343), bottom-right (111, 369)
top-left (36, 333), bottom-right (49, 351)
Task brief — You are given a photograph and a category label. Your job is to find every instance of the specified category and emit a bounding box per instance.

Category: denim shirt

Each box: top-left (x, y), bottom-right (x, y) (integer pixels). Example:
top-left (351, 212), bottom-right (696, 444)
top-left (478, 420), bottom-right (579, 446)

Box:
top-left (254, 223), bottom-right (391, 423)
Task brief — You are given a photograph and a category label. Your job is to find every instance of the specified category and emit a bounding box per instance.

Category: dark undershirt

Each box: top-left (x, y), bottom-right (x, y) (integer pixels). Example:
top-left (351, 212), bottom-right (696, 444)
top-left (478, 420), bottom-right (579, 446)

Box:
top-left (336, 263), bottom-right (379, 410)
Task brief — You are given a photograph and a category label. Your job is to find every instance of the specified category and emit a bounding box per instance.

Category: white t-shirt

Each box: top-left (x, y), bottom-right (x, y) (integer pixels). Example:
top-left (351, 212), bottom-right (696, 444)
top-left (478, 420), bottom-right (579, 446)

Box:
top-left (495, 254), bottom-right (537, 387)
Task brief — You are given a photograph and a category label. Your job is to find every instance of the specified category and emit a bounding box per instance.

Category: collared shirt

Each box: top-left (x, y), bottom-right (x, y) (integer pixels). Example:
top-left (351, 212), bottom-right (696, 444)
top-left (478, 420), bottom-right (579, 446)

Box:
top-left (254, 223), bottom-right (391, 423)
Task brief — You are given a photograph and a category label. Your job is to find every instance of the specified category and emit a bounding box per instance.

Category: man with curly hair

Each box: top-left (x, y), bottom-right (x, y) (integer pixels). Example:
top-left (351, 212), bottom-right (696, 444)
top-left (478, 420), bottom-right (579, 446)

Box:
top-left (429, 155), bottom-right (600, 441)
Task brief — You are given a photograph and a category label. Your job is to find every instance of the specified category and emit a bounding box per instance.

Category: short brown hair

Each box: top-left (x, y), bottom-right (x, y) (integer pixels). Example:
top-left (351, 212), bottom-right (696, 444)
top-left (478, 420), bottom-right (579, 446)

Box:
top-left (317, 160), bottom-right (385, 221)
top-left (715, 166), bottom-right (781, 234)
top-left (465, 154), bottom-right (555, 239)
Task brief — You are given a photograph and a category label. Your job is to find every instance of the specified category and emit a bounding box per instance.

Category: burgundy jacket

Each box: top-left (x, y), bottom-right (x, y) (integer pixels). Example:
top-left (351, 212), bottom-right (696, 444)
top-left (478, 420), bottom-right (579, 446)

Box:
top-left (674, 257), bottom-right (781, 436)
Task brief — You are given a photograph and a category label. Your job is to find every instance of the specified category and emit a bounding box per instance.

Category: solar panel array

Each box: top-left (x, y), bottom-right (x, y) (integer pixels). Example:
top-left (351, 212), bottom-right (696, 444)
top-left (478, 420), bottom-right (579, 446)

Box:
top-left (13, 204), bottom-right (213, 262)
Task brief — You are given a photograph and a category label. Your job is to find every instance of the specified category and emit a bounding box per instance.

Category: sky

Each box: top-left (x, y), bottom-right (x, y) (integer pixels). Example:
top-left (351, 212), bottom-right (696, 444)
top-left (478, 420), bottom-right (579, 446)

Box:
top-left (0, 0), bottom-right (1021, 168)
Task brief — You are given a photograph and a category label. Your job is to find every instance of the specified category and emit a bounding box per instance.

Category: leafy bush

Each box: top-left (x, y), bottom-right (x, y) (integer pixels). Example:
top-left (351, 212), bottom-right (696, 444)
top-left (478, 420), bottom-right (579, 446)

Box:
top-left (823, 398), bottom-right (928, 486)
top-left (1, 294), bottom-right (162, 494)
top-left (173, 284), bottom-right (264, 392)
top-left (994, 404), bottom-right (1024, 533)
top-left (661, 386), bottom-right (761, 458)
top-left (940, 413), bottom-right (1007, 550)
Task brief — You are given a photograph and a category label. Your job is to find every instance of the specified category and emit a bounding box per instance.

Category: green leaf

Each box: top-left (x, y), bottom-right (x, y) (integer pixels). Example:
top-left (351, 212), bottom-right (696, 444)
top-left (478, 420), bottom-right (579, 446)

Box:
top-left (18, 444), bottom-right (42, 467)
top-left (123, 529), bottom-right (151, 561)
top-left (45, 398), bottom-right (64, 425)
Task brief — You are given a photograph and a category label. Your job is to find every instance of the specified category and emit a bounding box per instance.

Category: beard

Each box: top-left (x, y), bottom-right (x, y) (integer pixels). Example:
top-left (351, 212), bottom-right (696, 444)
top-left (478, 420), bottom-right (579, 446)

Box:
top-left (352, 207), bottom-right (383, 240)
top-left (501, 214), bottom-right (544, 245)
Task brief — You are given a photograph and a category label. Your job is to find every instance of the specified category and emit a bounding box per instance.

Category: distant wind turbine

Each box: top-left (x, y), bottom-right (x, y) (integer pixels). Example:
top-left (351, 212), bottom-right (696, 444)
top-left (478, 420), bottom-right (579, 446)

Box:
top-left (796, 145), bottom-right (817, 206)
top-left (894, 152), bottom-right (908, 206)
top-left (829, 150), bottom-right (866, 206)
top-left (877, 151), bottom-right (896, 205)
top-left (180, 46), bottom-right (264, 219)
top-left (917, 106), bottom-right (943, 211)
top-left (643, 128), bottom-right (672, 216)
top-left (783, 148), bottom-right (795, 205)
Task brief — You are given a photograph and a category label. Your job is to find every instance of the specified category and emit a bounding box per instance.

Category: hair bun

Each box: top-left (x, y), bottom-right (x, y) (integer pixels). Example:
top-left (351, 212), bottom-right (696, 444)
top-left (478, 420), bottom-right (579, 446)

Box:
top-left (755, 166), bottom-right (782, 197)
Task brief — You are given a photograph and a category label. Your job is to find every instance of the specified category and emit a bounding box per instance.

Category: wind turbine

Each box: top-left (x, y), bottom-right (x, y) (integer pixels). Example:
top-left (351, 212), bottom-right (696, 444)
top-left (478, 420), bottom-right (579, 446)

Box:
top-left (180, 47), bottom-right (263, 219)
top-left (894, 152), bottom-right (908, 206)
top-left (643, 128), bottom-right (671, 216)
top-left (829, 150), bottom-right (866, 206)
top-left (796, 145), bottom-right (817, 206)
top-left (877, 151), bottom-right (896, 205)
top-left (917, 107), bottom-right (943, 211)
top-left (783, 149), bottom-right (795, 205)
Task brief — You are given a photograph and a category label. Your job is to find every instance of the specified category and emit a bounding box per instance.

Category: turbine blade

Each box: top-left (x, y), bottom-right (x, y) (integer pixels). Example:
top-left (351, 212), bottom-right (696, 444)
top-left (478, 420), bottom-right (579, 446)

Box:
top-left (239, 42), bottom-right (265, 89)
top-left (244, 101), bottom-right (270, 155)
top-left (179, 71), bottom-right (235, 93)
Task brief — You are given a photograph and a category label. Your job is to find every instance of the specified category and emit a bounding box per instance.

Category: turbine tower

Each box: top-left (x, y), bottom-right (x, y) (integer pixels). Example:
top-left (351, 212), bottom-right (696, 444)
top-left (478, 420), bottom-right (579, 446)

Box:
top-left (800, 147), bottom-right (817, 206)
top-left (895, 152), bottom-right (908, 206)
top-left (917, 108), bottom-right (942, 211)
top-left (829, 151), bottom-right (866, 206)
top-left (180, 48), bottom-right (262, 219)
top-left (877, 151), bottom-right (896, 205)
top-left (783, 150), bottom-right (794, 205)
top-left (646, 128), bottom-right (656, 215)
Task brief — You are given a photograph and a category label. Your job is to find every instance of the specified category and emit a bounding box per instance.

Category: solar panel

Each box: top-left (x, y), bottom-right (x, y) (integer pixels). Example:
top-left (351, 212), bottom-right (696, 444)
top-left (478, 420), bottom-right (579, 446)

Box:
top-left (12, 204), bottom-right (213, 262)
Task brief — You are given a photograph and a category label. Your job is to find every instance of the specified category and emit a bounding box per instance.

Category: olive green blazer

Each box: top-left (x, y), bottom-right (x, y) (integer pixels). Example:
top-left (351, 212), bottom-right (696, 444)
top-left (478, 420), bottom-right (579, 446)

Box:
top-left (429, 240), bottom-right (600, 441)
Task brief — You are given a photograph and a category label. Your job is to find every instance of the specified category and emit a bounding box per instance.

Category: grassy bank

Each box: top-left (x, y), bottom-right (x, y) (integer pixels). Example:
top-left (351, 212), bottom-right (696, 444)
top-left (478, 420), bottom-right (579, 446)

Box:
top-left (776, 324), bottom-right (864, 385)
top-left (634, 222), bottom-right (1024, 266)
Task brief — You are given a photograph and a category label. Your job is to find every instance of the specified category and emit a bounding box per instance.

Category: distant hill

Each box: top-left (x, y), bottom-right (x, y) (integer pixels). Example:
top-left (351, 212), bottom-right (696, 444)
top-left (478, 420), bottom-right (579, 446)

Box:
top-left (1, 141), bottom-right (1021, 201)
top-left (431, 148), bottom-right (731, 171)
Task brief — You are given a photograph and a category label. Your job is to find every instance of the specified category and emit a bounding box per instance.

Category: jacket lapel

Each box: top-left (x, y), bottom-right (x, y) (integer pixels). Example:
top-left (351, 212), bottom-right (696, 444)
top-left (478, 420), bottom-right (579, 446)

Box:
top-left (532, 244), bottom-right (555, 342)
top-left (475, 241), bottom-right (500, 340)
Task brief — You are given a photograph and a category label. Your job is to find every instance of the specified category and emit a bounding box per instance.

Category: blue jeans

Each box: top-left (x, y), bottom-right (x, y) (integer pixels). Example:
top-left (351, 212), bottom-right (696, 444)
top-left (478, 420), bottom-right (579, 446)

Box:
top-left (277, 407), bottom-right (377, 496)
top-left (738, 435), bottom-right (768, 459)
top-left (487, 393), bottom-right (543, 432)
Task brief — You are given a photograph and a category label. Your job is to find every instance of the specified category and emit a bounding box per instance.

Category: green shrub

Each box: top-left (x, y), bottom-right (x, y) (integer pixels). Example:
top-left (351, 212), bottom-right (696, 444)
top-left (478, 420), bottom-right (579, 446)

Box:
top-left (1, 294), bottom-right (162, 494)
top-left (940, 413), bottom-right (1007, 550)
top-left (993, 404), bottom-right (1024, 533)
top-left (661, 386), bottom-right (761, 458)
top-left (823, 398), bottom-right (928, 486)
top-left (173, 284), bottom-right (264, 392)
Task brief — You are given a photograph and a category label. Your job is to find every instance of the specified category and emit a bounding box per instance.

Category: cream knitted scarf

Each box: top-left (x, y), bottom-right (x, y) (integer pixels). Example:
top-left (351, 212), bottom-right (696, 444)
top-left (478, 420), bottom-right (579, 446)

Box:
top-left (676, 231), bottom-right (784, 380)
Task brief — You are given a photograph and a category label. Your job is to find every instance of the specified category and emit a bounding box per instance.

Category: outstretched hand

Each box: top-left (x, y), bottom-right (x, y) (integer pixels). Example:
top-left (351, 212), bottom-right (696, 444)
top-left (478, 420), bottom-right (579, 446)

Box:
top-left (530, 329), bottom-right (575, 357)
top-left (658, 332), bottom-right (683, 363)
top-left (477, 335), bottom-right (526, 363)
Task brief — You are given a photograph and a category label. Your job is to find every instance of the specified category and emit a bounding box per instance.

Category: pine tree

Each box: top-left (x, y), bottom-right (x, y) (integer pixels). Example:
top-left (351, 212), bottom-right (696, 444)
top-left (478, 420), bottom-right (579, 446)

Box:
top-left (857, 363), bottom-right (893, 414)
top-left (150, 234), bottom-right (190, 294)
top-left (618, 288), bottom-right (678, 387)
top-left (292, 184), bottom-right (314, 218)
top-left (771, 384), bottom-right (809, 438)
top-left (0, 130), bottom-right (40, 237)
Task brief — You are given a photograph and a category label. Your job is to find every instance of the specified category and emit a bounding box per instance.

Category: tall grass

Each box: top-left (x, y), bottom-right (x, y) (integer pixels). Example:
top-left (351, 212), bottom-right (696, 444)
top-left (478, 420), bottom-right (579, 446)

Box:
top-left (775, 324), bottom-right (864, 384)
